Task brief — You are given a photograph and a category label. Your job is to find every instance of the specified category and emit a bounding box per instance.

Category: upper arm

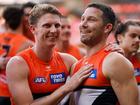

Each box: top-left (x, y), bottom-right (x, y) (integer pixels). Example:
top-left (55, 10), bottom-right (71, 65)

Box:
top-left (102, 52), bottom-right (139, 105)
top-left (70, 62), bottom-right (77, 75)
top-left (59, 53), bottom-right (78, 73)
top-left (6, 56), bottom-right (33, 105)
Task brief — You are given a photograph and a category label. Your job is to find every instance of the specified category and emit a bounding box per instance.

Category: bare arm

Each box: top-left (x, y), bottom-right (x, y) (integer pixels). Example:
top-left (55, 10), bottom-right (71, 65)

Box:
top-left (6, 56), bottom-right (92, 105)
top-left (59, 52), bottom-right (78, 73)
top-left (103, 52), bottom-right (139, 105)
top-left (68, 62), bottom-right (81, 105)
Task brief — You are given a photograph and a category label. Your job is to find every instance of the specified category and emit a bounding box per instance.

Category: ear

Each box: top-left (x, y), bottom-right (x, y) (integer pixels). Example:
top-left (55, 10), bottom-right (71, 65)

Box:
top-left (104, 23), bottom-right (113, 34)
top-left (29, 25), bottom-right (36, 35)
top-left (117, 34), bottom-right (123, 44)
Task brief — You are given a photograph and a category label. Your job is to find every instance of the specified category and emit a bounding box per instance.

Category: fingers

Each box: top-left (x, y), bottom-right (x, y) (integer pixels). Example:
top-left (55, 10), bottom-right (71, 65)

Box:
top-left (116, 49), bottom-right (124, 55)
top-left (105, 42), bottom-right (114, 51)
top-left (65, 64), bottom-right (93, 91)
top-left (105, 43), bottom-right (124, 55)
top-left (78, 65), bottom-right (92, 76)
top-left (79, 70), bottom-right (92, 82)
top-left (77, 64), bottom-right (93, 74)
top-left (105, 43), bottom-right (117, 51)
top-left (72, 64), bottom-right (93, 82)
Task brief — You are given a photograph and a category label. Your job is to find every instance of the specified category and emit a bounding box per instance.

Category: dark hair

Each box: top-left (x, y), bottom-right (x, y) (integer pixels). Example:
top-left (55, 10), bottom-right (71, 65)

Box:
top-left (29, 4), bottom-right (62, 25)
top-left (115, 20), bottom-right (140, 44)
top-left (87, 3), bottom-right (116, 33)
top-left (22, 2), bottom-right (35, 9)
top-left (3, 5), bottom-right (24, 30)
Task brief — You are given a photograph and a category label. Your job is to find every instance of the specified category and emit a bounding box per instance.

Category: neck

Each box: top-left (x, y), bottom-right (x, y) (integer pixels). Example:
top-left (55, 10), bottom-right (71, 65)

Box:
top-left (119, 45), bottom-right (133, 58)
top-left (33, 44), bottom-right (54, 62)
top-left (86, 40), bottom-right (106, 57)
top-left (56, 40), bottom-right (69, 52)
top-left (7, 24), bottom-right (23, 35)
top-left (123, 49), bottom-right (133, 58)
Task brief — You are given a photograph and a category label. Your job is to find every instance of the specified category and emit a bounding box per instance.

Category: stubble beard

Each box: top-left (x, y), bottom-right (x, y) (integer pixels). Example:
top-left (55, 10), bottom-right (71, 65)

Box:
top-left (80, 35), bottom-right (102, 47)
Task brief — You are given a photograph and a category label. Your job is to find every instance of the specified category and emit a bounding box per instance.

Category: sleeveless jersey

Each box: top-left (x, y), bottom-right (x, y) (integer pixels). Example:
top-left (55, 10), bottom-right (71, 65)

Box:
top-left (18, 48), bottom-right (69, 99)
top-left (71, 47), bottom-right (118, 105)
top-left (129, 56), bottom-right (140, 84)
top-left (0, 33), bottom-right (15, 56)
top-left (8, 35), bottom-right (29, 57)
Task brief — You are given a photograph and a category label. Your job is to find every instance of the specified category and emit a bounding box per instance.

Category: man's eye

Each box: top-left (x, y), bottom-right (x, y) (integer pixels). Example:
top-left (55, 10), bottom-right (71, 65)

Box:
top-left (88, 18), bottom-right (96, 22)
top-left (61, 26), bottom-right (65, 29)
top-left (130, 34), bottom-right (137, 38)
top-left (55, 24), bottom-right (61, 28)
top-left (81, 17), bottom-right (84, 21)
top-left (43, 24), bottom-right (51, 28)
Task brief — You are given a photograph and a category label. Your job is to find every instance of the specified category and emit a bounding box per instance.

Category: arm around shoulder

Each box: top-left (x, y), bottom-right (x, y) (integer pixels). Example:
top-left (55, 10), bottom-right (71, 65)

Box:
top-left (102, 52), bottom-right (139, 105)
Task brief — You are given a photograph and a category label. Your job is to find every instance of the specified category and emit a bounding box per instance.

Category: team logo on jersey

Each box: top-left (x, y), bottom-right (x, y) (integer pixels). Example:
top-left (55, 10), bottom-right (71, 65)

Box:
top-left (89, 69), bottom-right (97, 79)
top-left (134, 68), bottom-right (140, 76)
top-left (50, 72), bottom-right (66, 84)
top-left (34, 77), bottom-right (47, 83)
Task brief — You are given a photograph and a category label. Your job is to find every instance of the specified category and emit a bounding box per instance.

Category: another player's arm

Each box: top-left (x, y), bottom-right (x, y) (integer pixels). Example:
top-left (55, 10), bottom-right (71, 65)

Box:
top-left (59, 52), bottom-right (78, 73)
top-left (6, 56), bottom-right (92, 105)
top-left (68, 62), bottom-right (80, 105)
top-left (103, 52), bottom-right (139, 105)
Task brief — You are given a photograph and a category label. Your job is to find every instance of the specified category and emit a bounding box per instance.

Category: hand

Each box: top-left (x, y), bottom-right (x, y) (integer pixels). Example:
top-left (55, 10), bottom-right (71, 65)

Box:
top-left (64, 64), bottom-right (93, 92)
top-left (0, 56), bottom-right (10, 70)
top-left (105, 43), bottom-right (124, 55)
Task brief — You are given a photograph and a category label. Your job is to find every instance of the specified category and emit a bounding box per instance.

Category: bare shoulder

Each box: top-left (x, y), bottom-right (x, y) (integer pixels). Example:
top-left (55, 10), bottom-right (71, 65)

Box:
top-left (58, 52), bottom-right (78, 72)
top-left (70, 62), bottom-right (79, 75)
top-left (102, 52), bottom-right (134, 80)
top-left (59, 52), bottom-right (78, 66)
top-left (6, 56), bottom-right (29, 78)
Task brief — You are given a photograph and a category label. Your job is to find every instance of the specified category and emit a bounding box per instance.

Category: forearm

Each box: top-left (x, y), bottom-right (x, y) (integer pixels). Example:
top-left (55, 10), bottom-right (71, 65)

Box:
top-left (113, 80), bottom-right (139, 105)
top-left (30, 84), bottom-right (71, 105)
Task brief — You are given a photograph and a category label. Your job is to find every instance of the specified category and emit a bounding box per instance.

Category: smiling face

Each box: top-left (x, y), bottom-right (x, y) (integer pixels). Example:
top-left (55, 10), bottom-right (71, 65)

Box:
top-left (79, 7), bottom-right (106, 47)
top-left (31, 13), bottom-right (61, 48)
top-left (59, 17), bottom-right (71, 42)
top-left (119, 25), bottom-right (140, 53)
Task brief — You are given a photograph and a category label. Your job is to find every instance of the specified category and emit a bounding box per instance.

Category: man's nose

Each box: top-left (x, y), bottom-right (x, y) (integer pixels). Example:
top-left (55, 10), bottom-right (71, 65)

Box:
top-left (136, 36), bottom-right (140, 43)
top-left (80, 20), bottom-right (88, 28)
top-left (50, 25), bottom-right (57, 32)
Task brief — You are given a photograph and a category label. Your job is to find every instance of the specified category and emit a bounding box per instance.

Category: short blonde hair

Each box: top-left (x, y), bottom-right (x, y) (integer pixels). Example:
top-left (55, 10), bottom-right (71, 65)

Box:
top-left (29, 4), bottom-right (62, 25)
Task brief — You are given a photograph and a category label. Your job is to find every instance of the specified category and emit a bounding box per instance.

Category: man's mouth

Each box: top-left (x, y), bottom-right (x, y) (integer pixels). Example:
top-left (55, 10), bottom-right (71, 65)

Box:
top-left (132, 43), bottom-right (139, 48)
